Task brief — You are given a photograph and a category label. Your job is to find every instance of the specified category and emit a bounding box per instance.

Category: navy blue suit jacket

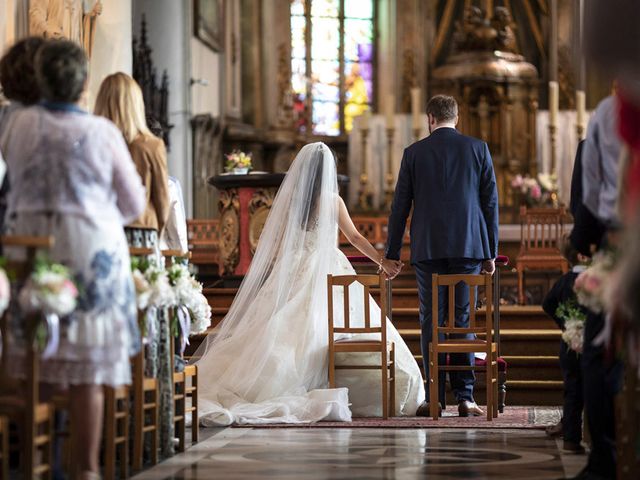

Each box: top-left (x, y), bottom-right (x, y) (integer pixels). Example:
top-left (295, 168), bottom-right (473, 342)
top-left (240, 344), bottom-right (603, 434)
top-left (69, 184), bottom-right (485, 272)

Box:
top-left (385, 127), bottom-right (499, 263)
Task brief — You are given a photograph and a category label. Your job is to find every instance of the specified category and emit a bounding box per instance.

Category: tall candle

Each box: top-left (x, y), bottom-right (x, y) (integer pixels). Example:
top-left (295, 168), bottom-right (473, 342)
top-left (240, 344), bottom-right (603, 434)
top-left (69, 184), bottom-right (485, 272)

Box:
top-left (410, 87), bottom-right (422, 130)
top-left (360, 109), bottom-right (371, 130)
top-left (576, 90), bottom-right (586, 129)
top-left (385, 94), bottom-right (395, 128)
top-left (549, 81), bottom-right (559, 127)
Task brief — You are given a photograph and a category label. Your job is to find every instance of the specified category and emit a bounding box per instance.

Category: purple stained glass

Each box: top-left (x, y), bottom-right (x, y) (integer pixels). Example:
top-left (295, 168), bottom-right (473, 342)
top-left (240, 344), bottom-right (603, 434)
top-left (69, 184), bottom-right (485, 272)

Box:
top-left (312, 100), bottom-right (340, 135)
top-left (344, 19), bottom-right (373, 62)
top-left (344, 62), bottom-right (373, 103)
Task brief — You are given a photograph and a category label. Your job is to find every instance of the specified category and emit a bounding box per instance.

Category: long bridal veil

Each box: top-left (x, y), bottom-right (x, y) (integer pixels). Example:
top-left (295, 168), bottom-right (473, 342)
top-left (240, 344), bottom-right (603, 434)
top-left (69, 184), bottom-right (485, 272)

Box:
top-left (193, 142), bottom-right (350, 425)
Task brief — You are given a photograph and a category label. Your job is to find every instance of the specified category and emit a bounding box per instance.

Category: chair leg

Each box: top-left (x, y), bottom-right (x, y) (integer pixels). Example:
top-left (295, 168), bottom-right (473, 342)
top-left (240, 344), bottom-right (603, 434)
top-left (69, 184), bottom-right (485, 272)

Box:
top-left (493, 353), bottom-right (499, 419)
top-left (517, 266), bottom-right (525, 305)
top-left (150, 386), bottom-right (159, 466)
top-left (328, 351), bottom-right (335, 389)
top-left (486, 353), bottom-right (493, 421)
top-left (103, 388), bottom-right (116, 480)
top-left (132, 389), bottom-right (143, 472)
top-left (120, 391), bottom-right (129, 480)
top-left (498, 371), bottom-right (507, 413)
top-left (381, 348), bottom-right (388, 420)
top-left (191, 369), bottom-right (199, 444)
top-left (389, 344), bottom-right (396, 418)
top-left (0, 417), bottom-right (8, 480)
top-left (429, 347), bottom-right (439, 420)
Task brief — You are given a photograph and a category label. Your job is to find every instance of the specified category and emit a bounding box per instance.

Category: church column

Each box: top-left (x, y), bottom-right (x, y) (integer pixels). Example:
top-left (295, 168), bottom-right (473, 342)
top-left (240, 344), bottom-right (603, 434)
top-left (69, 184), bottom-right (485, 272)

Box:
top-left (133, 0), bottom-right (194, 216)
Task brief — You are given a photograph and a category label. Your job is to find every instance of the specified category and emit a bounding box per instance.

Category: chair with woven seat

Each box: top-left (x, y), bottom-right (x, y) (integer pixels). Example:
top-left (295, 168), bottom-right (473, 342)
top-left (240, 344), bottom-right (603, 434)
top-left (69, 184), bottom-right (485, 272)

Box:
top-left (516, 206), bottom-right (569, 305)
top-left (429, 273), bottom-right (498, 421)
top-left (129, 247), bottom-right (159, 472)
top-left (103, 385), bottom-right (129, 480)
top-left (0, 235), bottom-right (56, 478)
top-left (327, 273), bottom-right (395, 419)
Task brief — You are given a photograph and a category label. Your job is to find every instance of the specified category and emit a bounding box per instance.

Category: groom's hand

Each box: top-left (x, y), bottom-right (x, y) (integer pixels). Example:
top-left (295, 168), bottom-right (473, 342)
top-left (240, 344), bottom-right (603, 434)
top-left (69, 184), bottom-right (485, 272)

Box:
top-left (482, 259), bottom-right (496, 275)
top-left (380, 258), bottom-right (403, 279)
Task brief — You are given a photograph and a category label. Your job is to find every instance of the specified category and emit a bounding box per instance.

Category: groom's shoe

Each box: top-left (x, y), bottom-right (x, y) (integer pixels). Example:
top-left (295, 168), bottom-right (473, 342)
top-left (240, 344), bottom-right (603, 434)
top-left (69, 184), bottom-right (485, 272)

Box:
top-left (416, 400), bottom-right (442, 417)
top-left (458, 400), bottom-right (484, 417)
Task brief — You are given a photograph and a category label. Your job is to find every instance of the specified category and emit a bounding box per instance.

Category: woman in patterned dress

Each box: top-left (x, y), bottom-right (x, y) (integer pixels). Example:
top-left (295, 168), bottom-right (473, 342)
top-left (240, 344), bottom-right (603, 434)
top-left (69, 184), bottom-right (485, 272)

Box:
top-left (0, 40), bottom-right (145, 479)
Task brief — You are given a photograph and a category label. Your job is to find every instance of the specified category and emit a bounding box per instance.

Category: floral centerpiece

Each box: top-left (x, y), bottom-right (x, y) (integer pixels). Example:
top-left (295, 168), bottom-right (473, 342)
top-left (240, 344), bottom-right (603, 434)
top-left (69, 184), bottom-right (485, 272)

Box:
top-left (556, 300), bottom-right (587, 353)
top-left (166, 262), bottom-right (211, 336)
top-left (574, 250), bottom-right (618, 314)
top-left (224, 150), bottom-right (252, 174)
top-left (511, 173), bottom-right (558, 207)
top-left (18, 257), bottom-right (78, 317)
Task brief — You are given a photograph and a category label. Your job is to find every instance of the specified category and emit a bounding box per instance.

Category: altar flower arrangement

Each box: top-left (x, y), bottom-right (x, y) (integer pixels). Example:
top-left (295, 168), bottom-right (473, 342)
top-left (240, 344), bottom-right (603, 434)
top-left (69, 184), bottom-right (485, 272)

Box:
top-left (511, 173), bottom-right (558, 207)
top-left (225, 150), bottom-right (252, 174)
top-left (18, 258), bottom-right (78, 316)
top-left (556, 300), bottom-right (587, 353)
top-left (574, 250), bottom-right (618, 314)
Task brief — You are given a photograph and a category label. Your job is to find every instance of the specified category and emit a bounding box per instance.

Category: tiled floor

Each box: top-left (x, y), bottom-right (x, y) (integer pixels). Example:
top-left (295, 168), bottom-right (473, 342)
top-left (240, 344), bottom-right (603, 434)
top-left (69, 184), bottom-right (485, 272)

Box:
top-left (132, 427), bottom-right (587, 479)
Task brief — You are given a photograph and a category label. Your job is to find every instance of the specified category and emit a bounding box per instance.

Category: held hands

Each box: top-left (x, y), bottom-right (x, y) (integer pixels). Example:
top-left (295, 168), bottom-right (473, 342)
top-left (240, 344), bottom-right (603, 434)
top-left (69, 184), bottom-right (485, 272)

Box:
top-left (379, 258), bottom-right (404, 280)
top-left (482, 258), bottom-right (496, 275)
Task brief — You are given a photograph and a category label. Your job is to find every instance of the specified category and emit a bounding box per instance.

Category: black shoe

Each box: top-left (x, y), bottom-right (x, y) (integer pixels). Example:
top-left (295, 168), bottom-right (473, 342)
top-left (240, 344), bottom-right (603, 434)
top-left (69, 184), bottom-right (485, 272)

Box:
top-left (458, 400), bottom-right (484, 417)
top-left (416, 400), bottom-right (442, 417)
top-left (562, 440), bottom-right (586, 454)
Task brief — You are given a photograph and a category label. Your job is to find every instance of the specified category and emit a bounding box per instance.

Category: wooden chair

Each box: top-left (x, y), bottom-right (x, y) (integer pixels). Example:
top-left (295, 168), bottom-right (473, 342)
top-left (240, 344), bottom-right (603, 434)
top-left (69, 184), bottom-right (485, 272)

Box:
top-left (186, 219), bottom-right (220, 274)
top-left (327, 273), bottom-right (396, 419)
top-left (0, 415), bottom-right (8, 480)
top-left (429, 273), bottom-right (498, 421)
top-left (129, 247), bottom-right (159, 472)
top-left (516, 206), bottom-right (569, 304)
top-left (103, 386), bottom-right (129, 480)
top-left (0, 235), bottom-right (56, 478)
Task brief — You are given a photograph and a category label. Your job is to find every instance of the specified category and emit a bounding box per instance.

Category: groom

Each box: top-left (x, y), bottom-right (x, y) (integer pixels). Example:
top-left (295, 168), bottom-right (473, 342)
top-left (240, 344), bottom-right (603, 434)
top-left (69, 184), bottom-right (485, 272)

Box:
top-left (385, 95), bottom-right (499, 417)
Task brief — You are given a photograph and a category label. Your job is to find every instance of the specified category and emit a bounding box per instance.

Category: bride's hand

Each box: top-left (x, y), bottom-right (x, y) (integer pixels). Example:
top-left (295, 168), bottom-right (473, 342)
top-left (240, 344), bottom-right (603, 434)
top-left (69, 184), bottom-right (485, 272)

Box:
top-left (379, 258), bottom-right (403, 279)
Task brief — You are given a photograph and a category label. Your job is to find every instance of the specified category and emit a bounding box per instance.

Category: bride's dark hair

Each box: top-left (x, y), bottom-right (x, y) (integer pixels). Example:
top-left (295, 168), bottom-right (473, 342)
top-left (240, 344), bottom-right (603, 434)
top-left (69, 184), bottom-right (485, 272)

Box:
top-left (305, 145), bottom-right (337, 229)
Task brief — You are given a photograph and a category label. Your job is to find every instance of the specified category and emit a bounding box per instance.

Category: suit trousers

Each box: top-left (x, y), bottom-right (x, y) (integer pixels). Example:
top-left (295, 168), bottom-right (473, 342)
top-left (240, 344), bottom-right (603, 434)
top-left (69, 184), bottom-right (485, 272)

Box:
top-left (582, 311), bottom-right (623, 479)
top-left (559, 340), bottom-right (583, 444)
top-left (414, 258), bottom-right (482, 404)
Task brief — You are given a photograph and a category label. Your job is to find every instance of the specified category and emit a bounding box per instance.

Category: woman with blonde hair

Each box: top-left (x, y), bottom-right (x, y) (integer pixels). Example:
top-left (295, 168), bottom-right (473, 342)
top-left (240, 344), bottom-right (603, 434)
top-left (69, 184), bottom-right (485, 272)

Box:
top-left (95, 72), bottom-right (170, 249)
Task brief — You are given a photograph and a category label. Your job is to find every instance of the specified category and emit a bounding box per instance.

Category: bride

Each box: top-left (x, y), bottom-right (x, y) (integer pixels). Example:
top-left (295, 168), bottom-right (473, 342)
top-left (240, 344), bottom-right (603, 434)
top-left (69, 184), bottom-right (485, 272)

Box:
top-left (195, 142), bottom-right (424, 426)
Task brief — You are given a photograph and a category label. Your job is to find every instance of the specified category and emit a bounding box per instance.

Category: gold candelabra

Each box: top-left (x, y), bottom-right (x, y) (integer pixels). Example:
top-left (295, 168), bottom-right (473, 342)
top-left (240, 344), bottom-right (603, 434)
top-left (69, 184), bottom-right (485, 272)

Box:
top-left (358, 127), bottom-right (372, 211)
top-left (384, 127), bottom-right (395, 211)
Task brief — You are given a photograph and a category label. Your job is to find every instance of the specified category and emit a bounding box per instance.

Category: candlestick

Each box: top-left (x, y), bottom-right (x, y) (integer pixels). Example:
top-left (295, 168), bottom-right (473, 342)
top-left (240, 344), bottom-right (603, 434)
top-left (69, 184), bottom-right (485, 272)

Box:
top-left (358, 127), bottom-right (372, 211)
top-left (549, 124), bottom-right (558, 177)
top-left (576, 90), bottom-right (586, 139)
top-left (384, 127), bottom-right (395, 211)
top-left (549, 81), bottom-right (559, 127)
top-left (550, 0), bottom-right (558, 82)
top-left (410, 87), bottom-right (422, 131)
top-left (385, 94), bottom-right (395, 129)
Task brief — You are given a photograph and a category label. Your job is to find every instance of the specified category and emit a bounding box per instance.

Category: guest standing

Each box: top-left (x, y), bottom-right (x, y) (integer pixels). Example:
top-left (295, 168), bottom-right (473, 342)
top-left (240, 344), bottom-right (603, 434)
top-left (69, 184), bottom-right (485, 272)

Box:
top-left (94, 72), bottom-right (170, 249)
top-left (385, 95), bottom-right (499, 417)
top-left (0, 40), bottom-right (145, 479)
top-left (0, 36), bottom-right (47, 231)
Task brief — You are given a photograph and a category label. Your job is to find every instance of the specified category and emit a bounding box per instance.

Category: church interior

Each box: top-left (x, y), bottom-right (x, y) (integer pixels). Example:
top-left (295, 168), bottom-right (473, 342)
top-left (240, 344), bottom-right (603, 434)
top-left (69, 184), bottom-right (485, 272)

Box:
top-left (0, 0), bottom-right (639, 479)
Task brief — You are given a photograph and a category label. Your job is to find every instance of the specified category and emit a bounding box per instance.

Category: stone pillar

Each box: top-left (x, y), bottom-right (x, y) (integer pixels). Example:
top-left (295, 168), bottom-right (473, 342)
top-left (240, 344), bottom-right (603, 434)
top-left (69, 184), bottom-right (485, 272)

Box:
top-left (133, 0), bottom-right (193, 216)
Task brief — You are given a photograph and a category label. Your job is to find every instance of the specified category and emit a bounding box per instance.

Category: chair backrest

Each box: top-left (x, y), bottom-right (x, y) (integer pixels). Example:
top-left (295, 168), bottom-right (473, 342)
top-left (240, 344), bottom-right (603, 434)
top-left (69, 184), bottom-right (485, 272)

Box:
top-left (327, 273), bottom-right (387, 342)
top-left (161, 249), bottom-right (191, 267)
top-left (0, 235), bottom-right (54, 409)
top-left (519, 206), bottom-right (566, 254)
top-left (187, 219), bottom-right (219, 249)
top-left (431, 273), bottom-right (493, 342)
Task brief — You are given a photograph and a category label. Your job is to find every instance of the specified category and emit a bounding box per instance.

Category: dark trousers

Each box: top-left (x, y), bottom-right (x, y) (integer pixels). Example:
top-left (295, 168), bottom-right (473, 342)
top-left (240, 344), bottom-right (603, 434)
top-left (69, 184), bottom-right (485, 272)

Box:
top-left (559, 340), bottom-right (583, 444)
top-left (582, 312), bottom-right (623, 479)
top-left (414, 258), bottom-right (481, 404)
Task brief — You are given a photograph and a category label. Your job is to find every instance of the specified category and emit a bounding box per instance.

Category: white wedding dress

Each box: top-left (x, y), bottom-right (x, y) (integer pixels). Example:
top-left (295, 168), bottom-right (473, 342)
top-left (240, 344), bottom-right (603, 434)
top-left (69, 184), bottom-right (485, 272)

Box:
top-left (194, 143), bottom-right (423, 426)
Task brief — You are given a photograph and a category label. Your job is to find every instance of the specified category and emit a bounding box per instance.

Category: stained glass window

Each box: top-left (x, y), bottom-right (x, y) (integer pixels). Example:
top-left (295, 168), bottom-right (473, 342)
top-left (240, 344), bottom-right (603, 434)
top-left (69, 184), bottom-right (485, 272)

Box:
top-left (291, 0), bottom-right (375, 135)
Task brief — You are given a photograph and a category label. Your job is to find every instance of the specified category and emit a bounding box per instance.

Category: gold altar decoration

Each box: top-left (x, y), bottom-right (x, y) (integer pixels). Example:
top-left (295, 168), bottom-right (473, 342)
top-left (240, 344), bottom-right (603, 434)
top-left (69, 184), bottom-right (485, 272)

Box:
top-left (248, 188), bottom-right (276, 254)
top-left (219, 189), bottom-right (240, 276)
top-left (431, 5), bottom-right (539, 223)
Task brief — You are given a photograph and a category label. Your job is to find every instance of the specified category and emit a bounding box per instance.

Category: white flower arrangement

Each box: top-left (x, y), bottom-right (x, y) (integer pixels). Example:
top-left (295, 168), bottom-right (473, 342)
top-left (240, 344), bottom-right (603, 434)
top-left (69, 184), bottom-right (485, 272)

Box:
top-left (556, 300), bottom-right (587, 353)
top-left (18, 259), bottom-right (78, 317)
top-left (167, 263), bottom-right (211, 335)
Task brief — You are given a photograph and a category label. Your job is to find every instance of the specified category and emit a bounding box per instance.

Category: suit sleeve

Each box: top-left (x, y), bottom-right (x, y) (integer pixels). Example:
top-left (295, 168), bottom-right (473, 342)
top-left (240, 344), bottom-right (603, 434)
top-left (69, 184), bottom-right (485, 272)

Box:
top-left (479, 142), bottom-right (499, 259)
top-left (385, 149), bottom-right (413, 261)
top-left (569, 141), bottom-right (584, 218)
top-left (542, 276), bottom-right (565, 329)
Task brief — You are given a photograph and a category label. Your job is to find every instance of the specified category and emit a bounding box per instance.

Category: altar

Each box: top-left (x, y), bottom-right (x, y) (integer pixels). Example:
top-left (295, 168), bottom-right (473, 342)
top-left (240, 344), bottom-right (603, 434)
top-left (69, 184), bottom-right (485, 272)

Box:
top-left (209, 173), bottom-right (349, 277)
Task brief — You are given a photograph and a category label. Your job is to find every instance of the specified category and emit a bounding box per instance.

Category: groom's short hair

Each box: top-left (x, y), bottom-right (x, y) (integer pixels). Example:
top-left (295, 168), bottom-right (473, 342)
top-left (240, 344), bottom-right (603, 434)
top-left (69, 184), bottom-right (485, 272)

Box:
top-left (426, 95), bottom-right (458, 123)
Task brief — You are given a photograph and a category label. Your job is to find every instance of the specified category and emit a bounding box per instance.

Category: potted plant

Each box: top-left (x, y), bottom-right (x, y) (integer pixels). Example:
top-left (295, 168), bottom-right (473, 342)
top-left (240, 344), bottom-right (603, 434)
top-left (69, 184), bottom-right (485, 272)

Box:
top-left (225, 150), bottom-right (253, 174)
